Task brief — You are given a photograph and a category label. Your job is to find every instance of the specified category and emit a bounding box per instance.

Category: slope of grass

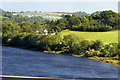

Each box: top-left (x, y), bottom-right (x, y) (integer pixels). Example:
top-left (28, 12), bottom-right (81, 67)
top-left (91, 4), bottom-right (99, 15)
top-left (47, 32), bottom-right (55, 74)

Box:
top-left (13, 12), bottom-right (64, 20)
top-left (0, 16), bottom-right (9, 19)
top-left (58, 30), bottom-right (118, 44)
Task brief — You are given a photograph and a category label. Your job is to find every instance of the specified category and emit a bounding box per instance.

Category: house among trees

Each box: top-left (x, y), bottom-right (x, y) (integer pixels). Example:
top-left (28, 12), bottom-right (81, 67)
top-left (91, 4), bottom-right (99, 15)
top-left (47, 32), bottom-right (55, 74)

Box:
top-left (51, 32), bottom-right (56, 35)
top-left (42, 29), bottom-right (48, 35)
top-left (36, 30), bottom-right (40, 33)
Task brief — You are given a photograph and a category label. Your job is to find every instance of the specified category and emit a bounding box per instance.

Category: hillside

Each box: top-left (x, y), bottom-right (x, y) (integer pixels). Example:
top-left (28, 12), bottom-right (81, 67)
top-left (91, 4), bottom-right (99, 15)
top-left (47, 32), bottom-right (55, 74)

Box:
top-left (73, 11), bottom-right (88, 17)
top-left (58, 30), bottom-right (118, 44)
top-left (12, 12), bottom-right (72, 20)
top-left (1, 9), bottom-right (49, 23)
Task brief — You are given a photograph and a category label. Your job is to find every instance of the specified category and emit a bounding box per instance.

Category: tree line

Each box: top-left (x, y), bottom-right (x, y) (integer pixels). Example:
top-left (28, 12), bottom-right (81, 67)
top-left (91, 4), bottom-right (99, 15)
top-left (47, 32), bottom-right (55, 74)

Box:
top-left (1, 8), bottom-right (48, 24)
top-left (1, 9), bottom-right (120, 33)
top-left (47, 10), bottom-right (119, 32)
top-left (2, 33), bottom-right (119, 59)
top-left (1, 9), bottom-right (119, 60)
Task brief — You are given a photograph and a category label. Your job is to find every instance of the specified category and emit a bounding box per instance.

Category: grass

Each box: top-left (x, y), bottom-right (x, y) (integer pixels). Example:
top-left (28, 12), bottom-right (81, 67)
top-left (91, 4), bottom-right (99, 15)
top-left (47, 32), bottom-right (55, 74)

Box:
top-left (14, 12), bottom-right (71, 16)
top-left (0, 16), bottom-right (9, 19)
top-left (58, 29), bottom-right (118, 44)
top-left (72, 54), bottom-right (119, 67)
top-left (88, 57), bottom-right (119, 68)
top-left (13, 12), bottom-right (64, 20)
top-left (57, 30), bottom-right (119, 67)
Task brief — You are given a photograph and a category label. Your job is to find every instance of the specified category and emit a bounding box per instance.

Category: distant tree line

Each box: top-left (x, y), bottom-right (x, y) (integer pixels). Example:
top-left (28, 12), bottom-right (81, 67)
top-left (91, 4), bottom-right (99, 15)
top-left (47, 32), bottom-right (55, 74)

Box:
top-left (47, 10), bottom-right (119, 32)
top-left (1, 9), bottom-right (120, 32)
top-left (1, 9), bottom-right (48, 24)
top-left (73, 11), bottom-right (88, 17)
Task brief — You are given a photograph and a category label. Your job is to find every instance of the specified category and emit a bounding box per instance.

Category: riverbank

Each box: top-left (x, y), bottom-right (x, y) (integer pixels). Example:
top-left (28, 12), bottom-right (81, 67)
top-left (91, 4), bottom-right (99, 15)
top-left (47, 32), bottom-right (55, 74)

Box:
top-left (88, 57), bottom-right (119, 68)
top-left (73, 54), bottom-right (119, 68)
top-left (44, 50), bottom-right (119, 68)
top-left (2, 46), bottom-right (119, 68)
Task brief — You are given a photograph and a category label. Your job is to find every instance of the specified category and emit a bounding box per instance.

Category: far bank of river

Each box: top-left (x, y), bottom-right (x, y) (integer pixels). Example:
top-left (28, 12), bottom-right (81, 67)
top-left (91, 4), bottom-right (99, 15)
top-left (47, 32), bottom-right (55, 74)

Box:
top-left (44, 51), bottom-right (119, 68)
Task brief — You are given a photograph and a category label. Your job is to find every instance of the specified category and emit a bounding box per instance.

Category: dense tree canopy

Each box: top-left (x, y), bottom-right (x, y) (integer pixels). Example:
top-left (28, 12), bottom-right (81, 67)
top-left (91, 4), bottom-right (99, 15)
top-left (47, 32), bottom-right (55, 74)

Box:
top-left (48, 10), bottom-right (119, 32)
top-left (1, 9), bottom-right (119, 60)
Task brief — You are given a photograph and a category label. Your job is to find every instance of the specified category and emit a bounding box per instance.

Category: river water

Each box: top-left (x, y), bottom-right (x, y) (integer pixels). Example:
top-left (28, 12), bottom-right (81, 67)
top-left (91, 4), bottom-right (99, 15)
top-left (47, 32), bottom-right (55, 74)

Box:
top-left (2, 46), bottom-right (119, 79)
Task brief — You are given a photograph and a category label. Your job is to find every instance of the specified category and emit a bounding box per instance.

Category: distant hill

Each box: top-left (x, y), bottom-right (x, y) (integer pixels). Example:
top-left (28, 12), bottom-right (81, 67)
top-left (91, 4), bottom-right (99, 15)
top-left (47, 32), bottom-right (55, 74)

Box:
top-left (0, 8), bottom-right (5, 13)
top-left (0, 8), bottom-right (9, 16)
top-left (73, 11), bottom-right (89, 17)
top-left (12, 12), bottom-right (73, 20)
top-left (92, 11), bottom-right (102, 14)
top-left (0, 8), bottom-right (12, 20)
top-left (0, 9), bottom-right (49, 23)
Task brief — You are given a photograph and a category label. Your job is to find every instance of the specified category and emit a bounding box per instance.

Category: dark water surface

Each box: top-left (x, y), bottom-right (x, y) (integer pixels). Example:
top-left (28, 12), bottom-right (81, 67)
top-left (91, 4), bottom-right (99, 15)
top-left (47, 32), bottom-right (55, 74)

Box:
top-left (2, 46), bottom-right (119, 78)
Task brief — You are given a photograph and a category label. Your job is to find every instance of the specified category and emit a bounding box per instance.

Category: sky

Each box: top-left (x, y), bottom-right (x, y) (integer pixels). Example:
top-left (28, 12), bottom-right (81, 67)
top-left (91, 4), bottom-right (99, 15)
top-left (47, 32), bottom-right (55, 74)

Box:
top-left (0, 1), bottom-right (119, 13)
top-left (0, 0), bottom-right (119, 2)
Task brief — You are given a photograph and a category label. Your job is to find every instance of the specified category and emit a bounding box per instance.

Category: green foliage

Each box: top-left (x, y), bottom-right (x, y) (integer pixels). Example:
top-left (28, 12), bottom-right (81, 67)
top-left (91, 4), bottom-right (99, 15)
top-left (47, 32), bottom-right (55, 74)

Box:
top-left (73, 11), bottom-right (88, 17)
top-left (48, 10), bottom-right (118, 32)
top-left (58, 30), bottom-right (118, 44)
top-left (2, 30), bottom-right (119, 59)
top-left (64, 40), bottom-right (118, 58)
top-left (2, 9), bottom-right (119, 60)
top-left (2, 11), bottom-right (48, 24)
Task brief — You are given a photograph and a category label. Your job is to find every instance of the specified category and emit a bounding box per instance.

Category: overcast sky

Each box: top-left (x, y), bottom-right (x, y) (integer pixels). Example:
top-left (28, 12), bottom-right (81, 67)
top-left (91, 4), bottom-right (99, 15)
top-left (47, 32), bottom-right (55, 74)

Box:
top-left (0, 0), bottom-right (119, 2)
top-left (0, 0), bottom-right (119, 13)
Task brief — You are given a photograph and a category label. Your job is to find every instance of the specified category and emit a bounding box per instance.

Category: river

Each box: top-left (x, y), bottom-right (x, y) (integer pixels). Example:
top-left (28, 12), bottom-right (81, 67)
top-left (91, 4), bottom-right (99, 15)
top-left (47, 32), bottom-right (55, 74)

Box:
top-left (2, 46), bottom-right (119, 79)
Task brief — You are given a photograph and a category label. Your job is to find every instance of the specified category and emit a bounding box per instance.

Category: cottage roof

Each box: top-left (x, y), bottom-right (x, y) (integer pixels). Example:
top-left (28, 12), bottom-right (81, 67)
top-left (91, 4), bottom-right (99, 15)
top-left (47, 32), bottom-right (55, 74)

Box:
top-left (43, 29), bottom-right (48, 33)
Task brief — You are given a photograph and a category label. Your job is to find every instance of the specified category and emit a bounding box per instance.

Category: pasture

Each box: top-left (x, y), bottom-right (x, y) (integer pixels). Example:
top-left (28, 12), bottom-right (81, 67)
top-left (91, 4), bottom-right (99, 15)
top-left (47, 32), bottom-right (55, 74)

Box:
top-left (12, 12), bottom-right (72, 20)
top-left (58, 30), bottom-right (118, 44)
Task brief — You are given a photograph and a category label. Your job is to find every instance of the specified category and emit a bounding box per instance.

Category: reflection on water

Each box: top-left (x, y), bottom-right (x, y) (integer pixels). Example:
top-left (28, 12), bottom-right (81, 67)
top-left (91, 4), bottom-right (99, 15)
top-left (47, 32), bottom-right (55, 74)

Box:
top-left (1, 78), bottom-right (119, 80)
top-left (2, 46), bottom-right (119, 79)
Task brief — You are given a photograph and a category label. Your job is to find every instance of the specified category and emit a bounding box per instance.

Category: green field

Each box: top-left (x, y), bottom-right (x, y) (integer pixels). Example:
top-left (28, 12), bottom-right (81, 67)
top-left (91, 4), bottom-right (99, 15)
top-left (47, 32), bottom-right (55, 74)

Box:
top-left (12, 12), bottom-right (64, 20)
top-left (58, 30), bottom-right (118, 44)
top-left (0, 16), bottom-right (9, 19)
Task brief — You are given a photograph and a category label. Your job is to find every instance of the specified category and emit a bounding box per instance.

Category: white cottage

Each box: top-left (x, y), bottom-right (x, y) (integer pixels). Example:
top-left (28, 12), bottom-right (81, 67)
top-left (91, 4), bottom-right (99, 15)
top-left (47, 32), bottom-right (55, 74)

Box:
top-left (36, 30), bottom-right (40, 33)
top-left (51, 32), bottom-right (56, 35)
top-left (42, 29), bottom-right (48, 35)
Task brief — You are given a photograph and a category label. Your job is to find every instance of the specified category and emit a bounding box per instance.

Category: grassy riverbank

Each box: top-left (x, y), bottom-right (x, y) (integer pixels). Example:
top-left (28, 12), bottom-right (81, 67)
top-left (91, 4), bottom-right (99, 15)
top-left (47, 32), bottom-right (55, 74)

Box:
top-left (88, 57), bottom-right (119, 67)
top-left (73, 54), bottom-right (119, 68)
top-left (44, 50), bottom-right (119, 68)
